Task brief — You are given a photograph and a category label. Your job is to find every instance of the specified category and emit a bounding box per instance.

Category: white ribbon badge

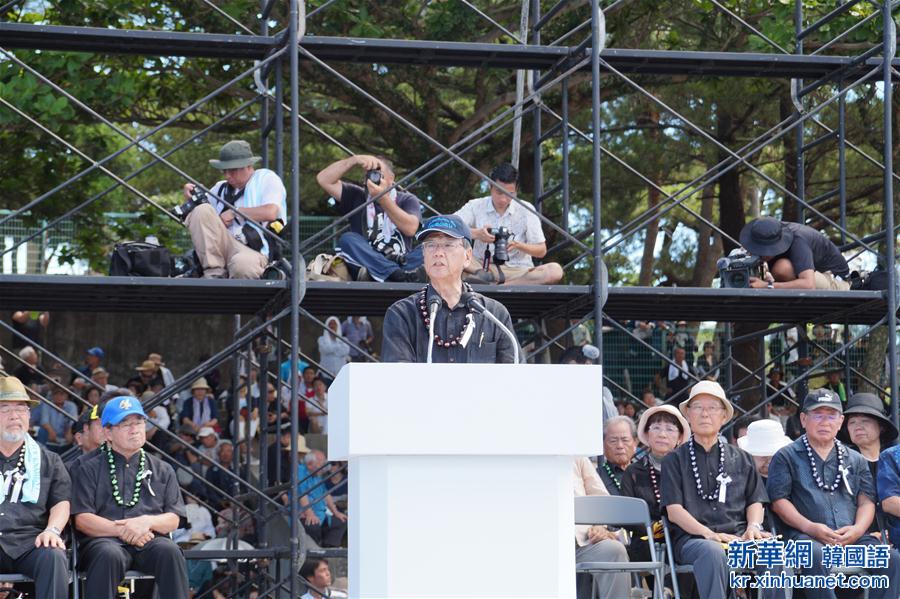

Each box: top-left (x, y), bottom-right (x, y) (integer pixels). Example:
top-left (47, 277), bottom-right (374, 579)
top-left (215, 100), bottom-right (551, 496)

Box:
top-left (717, 474), bottom-right (732, 504)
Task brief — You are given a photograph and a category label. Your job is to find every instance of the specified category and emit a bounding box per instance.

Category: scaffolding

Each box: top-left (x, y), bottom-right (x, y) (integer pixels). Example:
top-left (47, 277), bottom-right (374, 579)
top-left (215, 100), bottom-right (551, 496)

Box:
top-left (1, 0), bottom-right (899, 596)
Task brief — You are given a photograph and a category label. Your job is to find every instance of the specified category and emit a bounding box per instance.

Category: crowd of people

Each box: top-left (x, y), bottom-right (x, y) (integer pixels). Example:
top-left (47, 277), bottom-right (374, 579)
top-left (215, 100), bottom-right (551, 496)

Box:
top-left (578, 377), bottom-right (900, 599)
top-left (0, 339), bottom-right (349, 598)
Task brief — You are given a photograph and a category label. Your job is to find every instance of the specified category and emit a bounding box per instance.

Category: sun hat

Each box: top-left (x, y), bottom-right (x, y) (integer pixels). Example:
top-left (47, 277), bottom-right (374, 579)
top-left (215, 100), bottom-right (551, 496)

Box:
top-left (637, 405), bottom-right (691, 446)
top-left (679, 380), bottom-right (735, 423)
top-left (737, 419), bottom-right (792, 457)
top-left (209, 140), bottom-right (261, 170)
top-left (739, 217), bottom-right (794, 257)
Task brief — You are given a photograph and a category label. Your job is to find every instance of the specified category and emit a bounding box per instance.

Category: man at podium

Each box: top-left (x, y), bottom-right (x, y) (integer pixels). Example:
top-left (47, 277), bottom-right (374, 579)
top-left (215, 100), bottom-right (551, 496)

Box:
top-left (382, 214), bottom-right (520, 363)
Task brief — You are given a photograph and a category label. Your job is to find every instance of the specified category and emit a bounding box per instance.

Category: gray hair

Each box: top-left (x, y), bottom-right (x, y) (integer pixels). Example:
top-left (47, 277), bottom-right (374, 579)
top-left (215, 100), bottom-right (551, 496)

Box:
top-left (18, 346), bottom-right (36, 361)
top-left (303, 452), bottom-right (317, 466)
top-left (604, 415), bottom-right (637, 439)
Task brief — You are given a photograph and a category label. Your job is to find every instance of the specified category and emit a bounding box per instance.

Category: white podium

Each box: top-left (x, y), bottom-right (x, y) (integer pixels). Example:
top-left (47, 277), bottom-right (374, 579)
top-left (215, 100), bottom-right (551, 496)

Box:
top-left (328, 363), bottom-right (604, 599)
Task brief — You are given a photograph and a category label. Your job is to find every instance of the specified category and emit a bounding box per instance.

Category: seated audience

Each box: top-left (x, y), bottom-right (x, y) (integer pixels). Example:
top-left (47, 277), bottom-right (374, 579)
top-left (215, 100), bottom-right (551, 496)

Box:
top-left (573, 456), bottom-right (629, 599)
top-left (661, 381), bottom-right (770, 599)
top-left (597, 416), bottom-right (637, 496)
top-left (741, 217), bottom-right (850, 290)
top-left (737, 419), bottom-right (792, 481)
top-left (181, 378), bottom-right (218, 434)
top-left (622, 405), bottom-right (690, 594)
top-left (72, 396), bottom-right (189, 599)
top-left (12, 346), bottom-right (43, 388)
top-left (840, 392), bottom-right (897, 481)
top-left (0, 377), bottom-right (71, 599)
top-left (455, 162), bottom-right (562, 285)
top-left (40, 384), bottom-right (77, 447)
top-left (295, 448), bottom-right (347, 547)
top-left (695, 341), bottom-right (718, 381)
top-left (342, 315), bottom-right (375, 362)
top-left (768, 389), bottom-right (900, 598)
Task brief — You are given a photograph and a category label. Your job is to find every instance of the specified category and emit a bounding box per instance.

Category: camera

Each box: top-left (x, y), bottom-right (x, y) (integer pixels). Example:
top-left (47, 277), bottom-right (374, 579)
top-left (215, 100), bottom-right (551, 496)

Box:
top-left (366, 169), bottom-right (382, 185)
top-left (369, 232), bottom-right (407, 266)
top-left (488, 226), bottom-right (513, 264)
top-left (174, 187), bottom-right (209, 221)
top-left (717, 248), bottom-right (762, 288)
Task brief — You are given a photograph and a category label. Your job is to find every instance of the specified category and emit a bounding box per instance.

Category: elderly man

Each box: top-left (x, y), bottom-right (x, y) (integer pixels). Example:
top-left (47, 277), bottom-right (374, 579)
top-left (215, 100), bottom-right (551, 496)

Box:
top-left (72, 396), bottom-right (189, 599)
top-left (180, 378), bottom-right (218, 434)
top-left (769, 389), bottom-right (900, 598)
top-left (0, 377), bottom-right (70, 599)
top-left (316, 154), bottom-right (424, 282)
top-left (597, 416), bottom-right (637, 496)
top-left (382, 214), bottom-right (520, 363)
top-left (182, 140), bottom-right (286, 279)
top-left (661, 381), bottom-right (770, 599)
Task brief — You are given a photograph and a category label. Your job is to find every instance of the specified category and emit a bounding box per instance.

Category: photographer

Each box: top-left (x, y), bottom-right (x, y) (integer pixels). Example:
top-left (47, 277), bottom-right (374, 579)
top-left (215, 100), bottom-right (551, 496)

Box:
top-left (316, 155), bottom-right (424, 282)
top-left (181, 140), bottom-right (286, 279)
top-left (740, 217), bottom-right (850, 290)
top-left (454, 163), bottom-right (563, 285)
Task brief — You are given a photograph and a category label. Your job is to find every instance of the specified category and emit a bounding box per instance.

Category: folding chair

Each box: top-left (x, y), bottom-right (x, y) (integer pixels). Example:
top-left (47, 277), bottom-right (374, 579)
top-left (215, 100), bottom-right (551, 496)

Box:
top-left (575, 495), bottom-right (666, 599)
top-left (661, 517), bottom-right (693, 599)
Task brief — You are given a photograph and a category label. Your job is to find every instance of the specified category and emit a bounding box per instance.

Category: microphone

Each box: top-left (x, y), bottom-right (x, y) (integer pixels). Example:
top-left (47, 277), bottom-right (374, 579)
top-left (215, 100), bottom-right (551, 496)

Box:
top-left (426, 296), bottom-right (441, 364)
top-left (464, 294), bottom-right (521, 364)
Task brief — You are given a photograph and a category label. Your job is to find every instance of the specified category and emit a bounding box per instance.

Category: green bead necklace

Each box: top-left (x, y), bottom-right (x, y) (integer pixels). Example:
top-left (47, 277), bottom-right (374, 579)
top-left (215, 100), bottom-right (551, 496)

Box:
top-left (104, 443), bottom-right (147, 507)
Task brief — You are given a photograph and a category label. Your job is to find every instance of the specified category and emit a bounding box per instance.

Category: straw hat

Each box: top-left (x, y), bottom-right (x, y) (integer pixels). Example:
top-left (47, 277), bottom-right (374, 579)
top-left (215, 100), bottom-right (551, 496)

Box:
top-left (191, 378), bottom-right (212, 391)
top-left (637, 405), bottom-right (691, 446)
top-left (679, 380), bottom-right (735, 423)
top-left (0, 376), bottom-right (39, 406)
top-left (136, 360), bottom-right (157, 373)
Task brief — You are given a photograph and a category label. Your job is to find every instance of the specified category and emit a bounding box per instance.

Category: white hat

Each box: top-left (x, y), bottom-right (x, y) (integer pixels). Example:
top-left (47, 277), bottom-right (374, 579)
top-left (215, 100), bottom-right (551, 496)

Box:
top-left (679, 380), bottom-right (735, 423)
top-left (198, 427), bottom-right (217, 439)
top-left (737, 419), bottom-right (792, 457)
top-left (637, 405), bottom-right (691, 446)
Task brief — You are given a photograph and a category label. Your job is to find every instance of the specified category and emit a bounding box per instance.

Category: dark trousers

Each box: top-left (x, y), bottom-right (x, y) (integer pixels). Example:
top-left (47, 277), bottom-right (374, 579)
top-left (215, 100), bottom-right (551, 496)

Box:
top-left (336, 232), bottom-right (423, 281)
top-left (0, 545), bottom-right (68, 599)
top-left (80, 536), bottom-right (189, 599)
top-left (304, 518), bottom-right (347, 547)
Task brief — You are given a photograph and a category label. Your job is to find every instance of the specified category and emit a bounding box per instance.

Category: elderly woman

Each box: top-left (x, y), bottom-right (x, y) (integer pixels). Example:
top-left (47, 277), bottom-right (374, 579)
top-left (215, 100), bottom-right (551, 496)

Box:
top-left (622, 405), bottom-right (690, 593)
top-left (840, 392), bottom-right (898, 478)
top-left (317, 316), bottom-right (350, 383)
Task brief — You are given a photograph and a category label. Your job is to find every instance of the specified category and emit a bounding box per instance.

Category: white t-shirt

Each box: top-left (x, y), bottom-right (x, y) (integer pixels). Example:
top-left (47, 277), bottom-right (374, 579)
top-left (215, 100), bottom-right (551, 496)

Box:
top-left (454, 195), bottom-right (546, 268)
top-left (210, 168), bottom-right (287, 258)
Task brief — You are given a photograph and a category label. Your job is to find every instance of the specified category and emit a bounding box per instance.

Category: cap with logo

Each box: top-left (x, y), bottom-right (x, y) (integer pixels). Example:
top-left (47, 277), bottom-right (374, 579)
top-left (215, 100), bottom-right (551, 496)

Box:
top-left (86, 347), bottom-right (105, 359)
top-left (101, 395), bottom-right (147, 427)
top-left (802, 388), bottom-right (843, 414)
top-left (416, 214), bottom-right (473, 243)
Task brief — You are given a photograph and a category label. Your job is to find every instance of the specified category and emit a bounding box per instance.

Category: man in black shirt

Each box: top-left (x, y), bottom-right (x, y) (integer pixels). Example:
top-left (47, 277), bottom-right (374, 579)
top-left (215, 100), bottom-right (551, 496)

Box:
top-left (72, 396), bottom-right (189, 599)
top-left (597, 416), bottom-right (637, 496)
top-left (661, 381), bottom-right (770, 599)
top-left (741, 217), bottom-right (850, 290)
top-left (316, 154), bottom-right (424, 282)
top-left (382, 215), bottom-right (520, 363)
top-left (0, 377), bottom-right (70, 599)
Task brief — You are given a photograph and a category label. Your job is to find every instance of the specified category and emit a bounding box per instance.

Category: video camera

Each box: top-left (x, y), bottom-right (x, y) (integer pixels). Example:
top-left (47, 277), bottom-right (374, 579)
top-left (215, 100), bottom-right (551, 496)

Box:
top-left (717, 248), bottom-right (762, 288)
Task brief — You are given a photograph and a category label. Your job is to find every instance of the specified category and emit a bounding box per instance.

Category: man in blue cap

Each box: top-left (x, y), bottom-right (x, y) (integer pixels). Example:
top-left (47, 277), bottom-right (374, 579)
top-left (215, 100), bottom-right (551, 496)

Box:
top-left (382, 214), bottom-right (520, 363)
top-left (740, 217), bottom-right (849, 290)
top-left (72, 395), bottom-right (189, 599)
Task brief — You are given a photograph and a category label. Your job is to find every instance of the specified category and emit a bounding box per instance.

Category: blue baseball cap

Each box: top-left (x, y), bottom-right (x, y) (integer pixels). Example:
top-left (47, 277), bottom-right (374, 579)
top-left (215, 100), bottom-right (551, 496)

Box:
top-left (101, 395), bottom-right (147, 427)
top-left (86, 347), bottom-right (105, 359)
top-left (416, 214), bottom-right (472, 243)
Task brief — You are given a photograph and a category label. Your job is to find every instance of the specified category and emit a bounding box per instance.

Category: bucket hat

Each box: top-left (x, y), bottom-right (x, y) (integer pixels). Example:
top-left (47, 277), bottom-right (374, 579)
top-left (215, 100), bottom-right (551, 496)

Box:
top-left (209, 140), bottom-right (261, 170)
top-left (739, 217), bottom-right (794, 257)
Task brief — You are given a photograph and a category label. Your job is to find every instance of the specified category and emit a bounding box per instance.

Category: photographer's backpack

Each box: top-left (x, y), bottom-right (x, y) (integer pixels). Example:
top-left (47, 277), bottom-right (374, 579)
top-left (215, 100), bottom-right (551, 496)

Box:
top-left (109, 241), bottom-right (173, 277)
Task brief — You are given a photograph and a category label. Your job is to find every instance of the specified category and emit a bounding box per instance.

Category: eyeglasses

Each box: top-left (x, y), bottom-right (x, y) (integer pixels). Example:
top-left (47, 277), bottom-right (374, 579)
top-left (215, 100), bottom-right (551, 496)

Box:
top-left (689, 404), bottom-right (726, 415)
top-left (806, 412), bottom-right (841, 423)
top-left (648, 424), bottom-right (680, 435)
top-left (422, 240), bottom-right (464, 253)
top-left (0, 405), bottom-right (30, 415)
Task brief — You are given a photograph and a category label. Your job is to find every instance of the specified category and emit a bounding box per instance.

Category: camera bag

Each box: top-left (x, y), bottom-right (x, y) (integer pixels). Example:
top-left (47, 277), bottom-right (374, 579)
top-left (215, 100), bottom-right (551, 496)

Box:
top-left (109, 241), bottom-right (173, 277)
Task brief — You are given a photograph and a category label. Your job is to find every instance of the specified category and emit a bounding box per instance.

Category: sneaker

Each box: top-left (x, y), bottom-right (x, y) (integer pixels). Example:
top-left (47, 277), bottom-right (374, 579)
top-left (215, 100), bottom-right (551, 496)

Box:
top-left (356, 267), bottom-right (372, 282)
